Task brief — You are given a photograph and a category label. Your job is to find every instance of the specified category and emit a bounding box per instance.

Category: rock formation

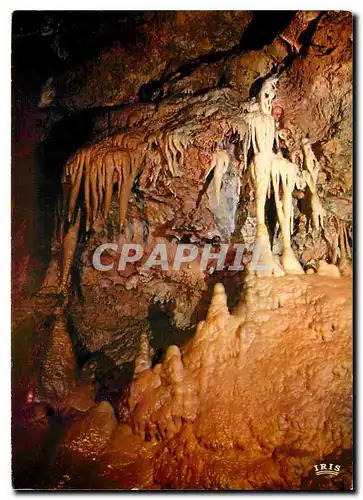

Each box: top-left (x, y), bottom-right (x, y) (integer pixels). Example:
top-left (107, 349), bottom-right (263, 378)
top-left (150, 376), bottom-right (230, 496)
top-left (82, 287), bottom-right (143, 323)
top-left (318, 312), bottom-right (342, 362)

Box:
top-left (22, 277), bottom-right (350, 490)
top-left (11, 10), bottom-right (352, 490)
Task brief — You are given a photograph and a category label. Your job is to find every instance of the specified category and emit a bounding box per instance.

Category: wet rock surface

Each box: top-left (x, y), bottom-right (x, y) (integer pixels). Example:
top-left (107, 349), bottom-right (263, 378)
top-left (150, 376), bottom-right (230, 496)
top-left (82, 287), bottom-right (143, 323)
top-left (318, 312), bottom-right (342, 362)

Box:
top-left (13, 274), bottom-right (352, 489)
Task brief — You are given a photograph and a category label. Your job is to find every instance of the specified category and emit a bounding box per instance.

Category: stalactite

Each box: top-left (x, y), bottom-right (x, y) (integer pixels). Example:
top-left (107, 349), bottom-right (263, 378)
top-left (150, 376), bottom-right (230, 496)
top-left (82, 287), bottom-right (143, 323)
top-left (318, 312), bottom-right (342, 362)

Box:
top-left (68, 156), bottom-right (84, 223)
top-left (302, 138), bottom-right (325, 231)
top-left (344, 224), bottom-right (352, 259)
top-left (103, 157), bottom-right (115, 218)
top-left (208, 150), bottom-right (230, 205)
top-left (58, 132), bottom-right (148, 294)
top-left (338, 218), bottom-right (352, 262)
top-left (242, 121), bottom-right (252, 172)
top-left (155, 131), bottom-right (191, 177)
top-left (62, 140), bottom-right (146, 233)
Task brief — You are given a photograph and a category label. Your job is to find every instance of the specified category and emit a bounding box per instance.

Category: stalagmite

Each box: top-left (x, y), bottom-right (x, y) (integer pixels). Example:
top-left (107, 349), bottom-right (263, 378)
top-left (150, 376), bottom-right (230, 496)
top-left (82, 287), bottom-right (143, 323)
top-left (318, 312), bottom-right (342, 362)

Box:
top-left (317, 259), bottom-right (341, 278)
top-left (206, 282), bottom-right (229, 321)
top-left (134, 330), bottom-right (151, 376)
top-left (59, 209), bottom-right (81, 295)
top-left (161, 345), bottom-right (184, 385)
top-left (246, 76), bottom-right (304, 275)
top-left (40, 306), bottom-right (76, 403)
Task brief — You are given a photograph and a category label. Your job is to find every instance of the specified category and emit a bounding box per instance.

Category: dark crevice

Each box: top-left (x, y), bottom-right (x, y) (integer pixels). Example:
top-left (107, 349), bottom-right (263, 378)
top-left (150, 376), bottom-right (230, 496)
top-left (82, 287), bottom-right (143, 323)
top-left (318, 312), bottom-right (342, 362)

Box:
top-left (239, 11), bottom-right (296, 51)
top-left (276, 16), bottom-right (323, 77)
top-left (298, 12), bottom-right (325, 56)
top-left (34, 112), bottom-right (95, 286)
top-left (148, 303), bottom-right (195, 357)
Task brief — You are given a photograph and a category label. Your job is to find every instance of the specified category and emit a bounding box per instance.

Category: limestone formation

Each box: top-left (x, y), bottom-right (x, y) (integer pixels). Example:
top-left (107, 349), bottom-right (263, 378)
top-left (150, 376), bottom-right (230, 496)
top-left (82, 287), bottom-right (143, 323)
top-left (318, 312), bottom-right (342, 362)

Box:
top-left (61, 274), bottom-right (351, 490)
top-left (12, 11), bottom-right (352, 491)
top-left (246, 76), bottom-right (304, 275)
top-left (56, 401), bottom-right (117, 463)
top-left (55, 69), bottom-right (336, 295)
top-left (39, 307), bottom-right (76, 404)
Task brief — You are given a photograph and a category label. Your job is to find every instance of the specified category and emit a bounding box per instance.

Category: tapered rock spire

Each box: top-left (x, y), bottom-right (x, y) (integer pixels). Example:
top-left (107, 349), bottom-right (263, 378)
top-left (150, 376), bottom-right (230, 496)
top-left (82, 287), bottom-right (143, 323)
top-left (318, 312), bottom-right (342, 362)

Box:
top-left (206, 283), bottom-right (229, 321)
top-left (134, 330), bottom-right (151, 376)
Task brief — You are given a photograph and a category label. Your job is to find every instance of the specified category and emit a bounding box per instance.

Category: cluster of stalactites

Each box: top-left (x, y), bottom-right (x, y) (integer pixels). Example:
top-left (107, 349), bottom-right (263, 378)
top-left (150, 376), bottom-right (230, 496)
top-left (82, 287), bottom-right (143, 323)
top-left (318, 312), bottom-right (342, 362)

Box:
top-left (62, 136), bottom-right (147, 231)
top-left (61, 87), bottom-right (257, 233)
top-left (149, 130), bottom-right (191, 178)
top-left (61, 122), bottom-right (199, 231)
top-left (55, 89), bottom-right (271, 295)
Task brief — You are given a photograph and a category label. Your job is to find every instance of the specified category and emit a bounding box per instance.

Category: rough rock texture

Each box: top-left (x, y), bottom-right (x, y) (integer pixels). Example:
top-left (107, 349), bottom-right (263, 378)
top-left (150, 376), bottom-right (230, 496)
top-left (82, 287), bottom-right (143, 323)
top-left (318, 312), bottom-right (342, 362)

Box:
top-left (58, 401), bottom-right (117, 461)
top-left (278, 11), bottom-right (352, 195)
top-left (39, 307), bottom-right (76, 404)
top-left (35, 274), bottom-right (351, 490)
top-left (39, 12), bottom-right (252, 110)
top-left (225, 38), bottom-right (289, 100)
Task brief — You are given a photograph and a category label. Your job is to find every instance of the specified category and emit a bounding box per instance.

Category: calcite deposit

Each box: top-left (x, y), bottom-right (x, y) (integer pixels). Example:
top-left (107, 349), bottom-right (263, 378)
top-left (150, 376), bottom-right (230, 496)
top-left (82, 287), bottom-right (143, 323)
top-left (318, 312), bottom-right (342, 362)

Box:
top-left (12, 10), bottom-right (352, 491)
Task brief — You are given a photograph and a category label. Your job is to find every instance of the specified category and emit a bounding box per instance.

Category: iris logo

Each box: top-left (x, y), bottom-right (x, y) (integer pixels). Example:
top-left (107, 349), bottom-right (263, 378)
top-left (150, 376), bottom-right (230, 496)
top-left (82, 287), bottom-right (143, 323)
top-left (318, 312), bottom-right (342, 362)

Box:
top-left (314, 463), bottom-right (341, 477)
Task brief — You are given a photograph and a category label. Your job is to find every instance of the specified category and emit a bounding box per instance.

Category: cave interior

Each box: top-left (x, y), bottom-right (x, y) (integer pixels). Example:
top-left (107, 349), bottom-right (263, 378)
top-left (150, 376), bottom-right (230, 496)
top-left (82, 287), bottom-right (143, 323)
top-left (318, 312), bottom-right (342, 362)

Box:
top-left (11, 10), bottom-right (353, 491)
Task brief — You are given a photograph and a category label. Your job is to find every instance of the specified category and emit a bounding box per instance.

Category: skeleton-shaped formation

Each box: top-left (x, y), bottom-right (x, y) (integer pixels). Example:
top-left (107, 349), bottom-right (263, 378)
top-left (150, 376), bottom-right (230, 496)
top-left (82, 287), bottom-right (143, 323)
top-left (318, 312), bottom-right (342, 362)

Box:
top-left (245, 76), bottom-right (305, 276)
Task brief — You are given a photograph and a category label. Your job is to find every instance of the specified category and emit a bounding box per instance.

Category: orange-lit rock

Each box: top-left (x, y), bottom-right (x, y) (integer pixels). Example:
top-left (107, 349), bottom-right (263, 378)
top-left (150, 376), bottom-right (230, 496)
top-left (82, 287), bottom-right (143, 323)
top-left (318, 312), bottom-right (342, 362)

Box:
top-left (12, 11), bottom-right (352, 491)
top-left (95, 276), bottom-right (351, 490)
